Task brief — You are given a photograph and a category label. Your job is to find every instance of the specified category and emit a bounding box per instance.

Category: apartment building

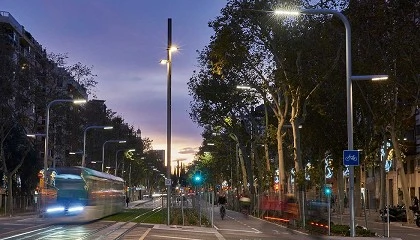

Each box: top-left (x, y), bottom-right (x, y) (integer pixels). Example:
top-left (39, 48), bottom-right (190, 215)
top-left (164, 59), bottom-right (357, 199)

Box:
top-left (0, 11), bottom-right (87, 168)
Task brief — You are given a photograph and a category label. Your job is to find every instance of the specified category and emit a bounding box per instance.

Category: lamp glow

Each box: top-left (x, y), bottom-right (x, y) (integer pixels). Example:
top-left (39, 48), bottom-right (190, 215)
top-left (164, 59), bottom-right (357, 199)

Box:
top-left (274, 10), bottom-right (300, 16)
top-left (372, 76), bottom-right (389, 81)
top-left (236, 85), bottom-right (252, 90)
top-left (73, 99), bottom-right (87, 104)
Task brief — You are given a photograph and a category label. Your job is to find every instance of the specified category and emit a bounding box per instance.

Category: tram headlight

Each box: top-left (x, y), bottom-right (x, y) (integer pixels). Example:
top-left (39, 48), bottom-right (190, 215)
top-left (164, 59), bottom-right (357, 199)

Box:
top-left (68, 206), bottom-right (84, 213)
top-left (46, 206), bottom-right (65, 213)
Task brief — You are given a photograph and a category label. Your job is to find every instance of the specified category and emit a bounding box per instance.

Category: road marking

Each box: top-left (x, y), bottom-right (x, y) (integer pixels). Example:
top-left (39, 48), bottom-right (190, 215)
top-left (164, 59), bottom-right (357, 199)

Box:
top-left (138, 228), bottom-right (151, 240)
top-left (215, 231), bottom-right (226, 240)
top-left (151, 235), bottom-right (203, 240)
top-left (215, 228), bottom-right (260, 233)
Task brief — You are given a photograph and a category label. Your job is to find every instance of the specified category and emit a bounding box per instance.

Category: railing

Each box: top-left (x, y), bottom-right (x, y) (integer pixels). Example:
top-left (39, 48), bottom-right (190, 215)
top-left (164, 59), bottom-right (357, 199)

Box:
top-left (0, 11), bottom-right (23, 34)
top-left (0, 194), bottom-right (38, 216)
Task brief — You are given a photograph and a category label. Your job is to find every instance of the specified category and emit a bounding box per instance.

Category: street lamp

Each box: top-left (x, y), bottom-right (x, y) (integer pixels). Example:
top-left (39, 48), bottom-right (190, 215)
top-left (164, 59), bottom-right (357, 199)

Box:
top-left (44, 99), bottom-right (86, 170)
top-left (115, 149), bottom-right (135, 176)
top-left (274, 8), bottom-right (388, 236)
top-left (69, 151), bottom-right (83, 155)
top-left (82, 125), bottom-right (113, 167)
top-left (42, 98), bottom-right (85, 215)
top-left (160, 18), bottom-right (178, 226)
top-left (102, 140), bottom-right (126, 172)
top-left (26, 133), bottom-right (46, 138)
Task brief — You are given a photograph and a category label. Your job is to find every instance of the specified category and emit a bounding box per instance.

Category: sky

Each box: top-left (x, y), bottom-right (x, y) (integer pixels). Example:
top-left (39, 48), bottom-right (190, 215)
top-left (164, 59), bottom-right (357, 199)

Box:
top-left (2, 0), bottom-right (227, 166)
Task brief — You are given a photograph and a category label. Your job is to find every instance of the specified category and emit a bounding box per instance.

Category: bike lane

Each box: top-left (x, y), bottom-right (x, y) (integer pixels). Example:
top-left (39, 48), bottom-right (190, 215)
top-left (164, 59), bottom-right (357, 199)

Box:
top-left (212, 206), bottom-right (315, 240)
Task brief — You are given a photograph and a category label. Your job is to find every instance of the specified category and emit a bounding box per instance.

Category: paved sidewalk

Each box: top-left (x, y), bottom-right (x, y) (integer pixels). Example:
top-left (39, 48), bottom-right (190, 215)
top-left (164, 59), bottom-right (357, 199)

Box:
top-left (331, 207), bottom-right (419, 228)
top-left (126, 198), bottom-right (152, 208)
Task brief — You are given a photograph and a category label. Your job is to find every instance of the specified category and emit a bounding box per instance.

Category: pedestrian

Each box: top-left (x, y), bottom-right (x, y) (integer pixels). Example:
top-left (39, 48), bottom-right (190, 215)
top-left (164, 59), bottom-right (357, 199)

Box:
top-left (126, 196), bottom-right (130, 207)
top-left (412, 196), bottom-right (419, 212)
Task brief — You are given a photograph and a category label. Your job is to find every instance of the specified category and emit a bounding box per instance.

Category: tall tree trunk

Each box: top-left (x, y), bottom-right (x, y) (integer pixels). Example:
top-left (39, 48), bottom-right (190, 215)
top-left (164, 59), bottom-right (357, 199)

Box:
top-left (264, 101), bottom-right (270, 174)
top-left (379, 133), bottom-right (390, 211)
top-left (337, 166), bottom-right (344, 214)
top-left (250, 141), bottom-right (255, 194)
top-left (390, 126), bottom-right (413, 223)
top-left (276, 120), bottom-right (286, 198)
top-left (291, 117), bottom-right (303, 220)
top-left (355, 164), bottom-right (362, 217)
top-left (237, 144), bottom-right (249, 193)
top-left (6, 175), bottom-right (13, 216)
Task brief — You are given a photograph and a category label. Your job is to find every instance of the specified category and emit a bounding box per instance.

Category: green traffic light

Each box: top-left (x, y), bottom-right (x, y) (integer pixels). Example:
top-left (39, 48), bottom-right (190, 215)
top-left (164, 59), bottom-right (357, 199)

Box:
top-left (193, 171), bottom-right (203, 184)
top-left (194, 175), bottom-right (201, 182)
top-left (325, 187), bottom-right (332, 195)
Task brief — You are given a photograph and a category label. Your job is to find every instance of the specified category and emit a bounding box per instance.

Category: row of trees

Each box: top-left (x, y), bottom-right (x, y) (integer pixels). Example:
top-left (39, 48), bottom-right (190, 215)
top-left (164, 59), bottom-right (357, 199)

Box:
top-left (188, 0), bottom-right (419, 222)
top-left (0, 26), bottom-right (163, 215)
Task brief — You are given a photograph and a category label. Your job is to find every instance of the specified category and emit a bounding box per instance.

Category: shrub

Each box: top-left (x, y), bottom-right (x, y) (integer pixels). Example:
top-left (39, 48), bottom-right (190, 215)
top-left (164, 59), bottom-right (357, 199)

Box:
top-left (331, 224), bottom-right (350, 236)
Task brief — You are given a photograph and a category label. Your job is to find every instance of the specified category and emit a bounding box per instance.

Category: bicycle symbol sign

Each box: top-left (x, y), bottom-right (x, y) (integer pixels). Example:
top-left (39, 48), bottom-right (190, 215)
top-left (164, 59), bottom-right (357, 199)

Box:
top-left (343, 150), bottom-right (360, 166)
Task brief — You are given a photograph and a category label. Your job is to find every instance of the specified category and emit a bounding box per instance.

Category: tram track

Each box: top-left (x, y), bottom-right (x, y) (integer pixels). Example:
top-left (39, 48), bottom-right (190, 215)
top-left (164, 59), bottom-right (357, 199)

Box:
top-left (0, 199), bottom-right (166, 239)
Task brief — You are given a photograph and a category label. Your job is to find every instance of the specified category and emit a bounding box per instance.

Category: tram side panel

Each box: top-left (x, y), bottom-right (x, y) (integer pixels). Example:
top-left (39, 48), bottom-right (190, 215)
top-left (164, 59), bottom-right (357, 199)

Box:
top-left (42, 167), bottom-right (125, 222)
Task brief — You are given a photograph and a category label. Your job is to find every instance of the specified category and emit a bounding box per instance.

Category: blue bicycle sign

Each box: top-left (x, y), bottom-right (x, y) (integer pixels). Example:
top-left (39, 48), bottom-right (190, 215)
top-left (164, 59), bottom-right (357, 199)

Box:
top-left (343, 150), bottom-right (360, 166)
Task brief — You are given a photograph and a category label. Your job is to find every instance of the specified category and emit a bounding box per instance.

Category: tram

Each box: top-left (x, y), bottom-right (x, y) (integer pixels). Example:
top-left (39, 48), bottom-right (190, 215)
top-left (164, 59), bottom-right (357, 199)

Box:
top-left (40, 166), bottom-right (125, 222)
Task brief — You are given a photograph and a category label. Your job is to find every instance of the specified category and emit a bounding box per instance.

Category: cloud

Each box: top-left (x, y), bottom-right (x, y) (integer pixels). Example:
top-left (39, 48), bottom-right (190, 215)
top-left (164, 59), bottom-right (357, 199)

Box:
top-left (178, 147), bottom-right (199, 155)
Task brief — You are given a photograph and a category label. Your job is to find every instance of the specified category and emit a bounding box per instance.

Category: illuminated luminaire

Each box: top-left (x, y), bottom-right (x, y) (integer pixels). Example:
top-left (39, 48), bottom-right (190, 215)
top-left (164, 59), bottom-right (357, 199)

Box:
top-left (351, 75), bottom-right (389, 81)
top-left (372, 76), bottom-right (389, 81)
top-left (236, 85), bottom-right (252, 90)
top-left (274, 10), bottom-right (300, 16)
top-left (26, 133), bottom-right (46, 138)
top-left (73, 99), bottom-right (87, 104)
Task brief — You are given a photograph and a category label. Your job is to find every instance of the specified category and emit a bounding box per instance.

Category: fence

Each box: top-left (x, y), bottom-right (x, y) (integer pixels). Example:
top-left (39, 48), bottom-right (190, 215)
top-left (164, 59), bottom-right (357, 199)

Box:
top-left (0, 194), bottom-right (38, 216)
top-left (186, 190), bottom-right (332, 227)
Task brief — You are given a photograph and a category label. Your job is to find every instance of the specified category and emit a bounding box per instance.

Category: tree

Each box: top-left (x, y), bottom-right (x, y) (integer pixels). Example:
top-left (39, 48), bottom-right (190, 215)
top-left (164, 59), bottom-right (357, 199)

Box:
top-left (346, 0), bottom-right (420, 220)
top-left (48, 53), bottom-right (98, 97)
top-left (0, 24), bottom-right (44, 215)
top-left (188, 66), bottom-right (253, 192)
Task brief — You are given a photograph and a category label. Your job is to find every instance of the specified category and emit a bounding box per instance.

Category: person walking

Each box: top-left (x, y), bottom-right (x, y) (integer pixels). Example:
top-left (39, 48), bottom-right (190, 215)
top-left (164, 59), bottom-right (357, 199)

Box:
top-left (218, 192), bottom-right (227, 219)
top-left (126, 196), bottom-right (130, 207)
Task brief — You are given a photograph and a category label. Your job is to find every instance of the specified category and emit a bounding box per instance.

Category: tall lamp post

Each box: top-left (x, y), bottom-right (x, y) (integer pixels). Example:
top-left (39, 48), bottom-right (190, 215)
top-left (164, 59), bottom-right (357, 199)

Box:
top-left (102, 140), bottom-right (126, 172)
top-left (274, 8), bottom-right (388, 236)
top-left (82, 125), bottom-right (113, 167)
top-left (160, 18), bottom-right (178, 226)
top-left (44, 99), bottom-right (86, 171)
top-left (115, 149), bottom-right (135, 176)
top-left (43, 98), bottom-right (86, 214)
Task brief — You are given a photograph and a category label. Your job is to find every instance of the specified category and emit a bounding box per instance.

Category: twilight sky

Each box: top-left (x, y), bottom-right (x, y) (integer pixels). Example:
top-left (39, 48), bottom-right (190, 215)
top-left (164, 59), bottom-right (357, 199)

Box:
top-left (2, 0), bottom-right (227, 165)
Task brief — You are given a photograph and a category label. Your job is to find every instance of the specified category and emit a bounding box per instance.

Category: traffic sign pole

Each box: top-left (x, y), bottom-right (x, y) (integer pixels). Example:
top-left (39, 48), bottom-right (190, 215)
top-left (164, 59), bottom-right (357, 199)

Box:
top-left (343, 150), bottom-right (359, 237)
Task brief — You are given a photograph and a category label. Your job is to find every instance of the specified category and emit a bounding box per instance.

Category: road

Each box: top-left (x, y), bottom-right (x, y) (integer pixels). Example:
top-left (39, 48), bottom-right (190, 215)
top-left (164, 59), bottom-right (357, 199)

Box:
top-left (0, 199), bottom-right (409, 240)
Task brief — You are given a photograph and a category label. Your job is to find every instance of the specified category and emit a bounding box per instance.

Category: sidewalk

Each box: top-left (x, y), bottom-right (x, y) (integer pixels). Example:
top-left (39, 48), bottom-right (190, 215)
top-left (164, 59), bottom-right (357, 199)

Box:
top-left (126, 198), bottom-right (152, 208)
top-left (331, 207), bottom-right (418, 228)
top-left (331, 208), bottom-right (381, 223)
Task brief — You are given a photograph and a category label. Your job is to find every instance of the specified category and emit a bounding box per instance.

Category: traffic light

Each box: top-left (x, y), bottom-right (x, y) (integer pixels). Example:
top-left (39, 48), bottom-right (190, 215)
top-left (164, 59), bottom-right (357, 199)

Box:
top-left (193, 170), bottom-right (202, 185)
top-left (324, 184), bottom-right (332, 196)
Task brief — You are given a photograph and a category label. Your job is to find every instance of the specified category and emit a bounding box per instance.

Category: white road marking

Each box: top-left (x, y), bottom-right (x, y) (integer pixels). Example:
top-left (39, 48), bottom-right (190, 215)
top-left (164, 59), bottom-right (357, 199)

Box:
top-left (138, 228), bottom-right (151, 240)
top-left (151, 235), bottom-right (203, 240)
top-left (214, 228), bottom-right (260, 233)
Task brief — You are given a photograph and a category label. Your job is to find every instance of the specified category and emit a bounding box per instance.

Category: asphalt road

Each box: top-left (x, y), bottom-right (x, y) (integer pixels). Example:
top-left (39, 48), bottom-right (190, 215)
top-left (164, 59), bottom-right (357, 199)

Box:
top-left (0, 199), bottom-right (410, 240)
